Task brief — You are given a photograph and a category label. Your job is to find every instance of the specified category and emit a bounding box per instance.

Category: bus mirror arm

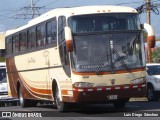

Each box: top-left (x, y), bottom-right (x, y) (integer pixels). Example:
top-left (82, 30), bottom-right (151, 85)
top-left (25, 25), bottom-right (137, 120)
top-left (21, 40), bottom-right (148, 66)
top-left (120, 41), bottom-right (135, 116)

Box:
top-left (143, 23), bottom-right (155, 48)
top-left (64, 26), bottom-right (73, 52)
top-left (140, 24), bottom-right (144, 29)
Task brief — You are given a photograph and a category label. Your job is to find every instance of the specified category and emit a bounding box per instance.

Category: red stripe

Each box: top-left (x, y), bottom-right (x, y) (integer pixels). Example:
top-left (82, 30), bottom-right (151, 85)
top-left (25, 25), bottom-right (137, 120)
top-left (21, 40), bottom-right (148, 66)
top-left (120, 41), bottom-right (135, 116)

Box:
top-left (73, 84), bottom-right (145, 92)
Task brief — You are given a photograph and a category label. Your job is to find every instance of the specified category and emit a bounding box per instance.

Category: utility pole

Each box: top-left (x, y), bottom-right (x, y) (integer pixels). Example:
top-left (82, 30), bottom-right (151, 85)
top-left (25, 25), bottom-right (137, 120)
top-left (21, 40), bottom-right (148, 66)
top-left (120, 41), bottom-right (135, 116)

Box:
top-left (31, 0), bottom-right (35, 19)
top-left (145, 0), bottom-right (152, 63)
top-left (15, 0), bottom-right (42, 19)
top-left (146, 0), bottom-right (151, 24)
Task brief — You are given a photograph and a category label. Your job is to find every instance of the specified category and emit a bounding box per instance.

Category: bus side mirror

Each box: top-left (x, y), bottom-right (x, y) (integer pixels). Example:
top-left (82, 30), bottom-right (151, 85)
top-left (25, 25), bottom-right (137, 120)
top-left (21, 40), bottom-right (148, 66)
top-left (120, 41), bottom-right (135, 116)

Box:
top-left (64, 26), bottom-right (73, 52)
top-left (143, 23), bottom-right (155, 48)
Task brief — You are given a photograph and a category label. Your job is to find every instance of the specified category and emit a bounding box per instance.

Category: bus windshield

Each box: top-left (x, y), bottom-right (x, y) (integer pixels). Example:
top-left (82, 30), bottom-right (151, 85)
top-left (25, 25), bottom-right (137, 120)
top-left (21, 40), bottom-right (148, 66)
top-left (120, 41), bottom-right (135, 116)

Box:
top-left (71, 32), bottom-right (145, 72)
top-left (68, 13), bottom-right (140, 33)
top-left (68, 14), bottom-right (145, 72)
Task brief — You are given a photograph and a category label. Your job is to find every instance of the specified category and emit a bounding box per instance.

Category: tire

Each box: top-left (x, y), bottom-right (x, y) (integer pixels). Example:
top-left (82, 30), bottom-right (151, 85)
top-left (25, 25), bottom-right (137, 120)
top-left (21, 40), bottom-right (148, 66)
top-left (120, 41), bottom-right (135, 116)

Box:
top-left (12, 102), bottom-right (18, 106)
top-left (29, 100), bottom-right (38, 107)
top-left (54, 86), bottom-right (68, 112)
top-left (113, 99), bottom-right (129, 109)
top-left (147, 85), bottom-right (159, 102)
top-left (18, 86), bottom-right (29, 107)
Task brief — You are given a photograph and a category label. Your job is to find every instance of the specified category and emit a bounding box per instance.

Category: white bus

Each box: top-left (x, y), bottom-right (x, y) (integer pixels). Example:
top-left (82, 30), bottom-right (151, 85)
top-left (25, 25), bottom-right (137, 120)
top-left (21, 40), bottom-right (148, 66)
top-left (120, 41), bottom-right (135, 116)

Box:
top-left (3, 5), bottom-right (155, 112)
top-left (0, 62), bottom-right (18, 106)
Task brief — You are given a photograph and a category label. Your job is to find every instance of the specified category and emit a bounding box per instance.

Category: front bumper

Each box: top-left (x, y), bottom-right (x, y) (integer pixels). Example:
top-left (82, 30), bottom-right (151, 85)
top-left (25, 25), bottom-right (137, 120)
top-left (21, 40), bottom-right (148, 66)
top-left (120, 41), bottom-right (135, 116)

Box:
top-left (62, 84), bottom-right (146, 103)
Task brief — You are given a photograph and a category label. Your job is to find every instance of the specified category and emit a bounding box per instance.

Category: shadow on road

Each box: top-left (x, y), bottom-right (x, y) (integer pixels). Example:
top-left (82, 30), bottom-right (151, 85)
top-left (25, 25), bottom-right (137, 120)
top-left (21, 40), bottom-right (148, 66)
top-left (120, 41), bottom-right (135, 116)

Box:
top-left (36, 101), bottom-right (160, 113)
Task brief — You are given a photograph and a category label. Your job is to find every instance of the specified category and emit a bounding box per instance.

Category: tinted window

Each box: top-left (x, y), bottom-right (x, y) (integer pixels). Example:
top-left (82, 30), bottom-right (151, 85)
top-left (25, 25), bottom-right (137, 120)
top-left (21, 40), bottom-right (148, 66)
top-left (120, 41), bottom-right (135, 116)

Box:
top-left (28, 28), bottom-right (36, 49)
top-left (147, 65), bottom-right (160, 75)
top-left (0, 68), bottom-right (6, 82)
top-left (68, 13), bottom-right (140, 33)
top-left (58, 16), bottom-right (66, 43)
top-left (19, 31), bottom-right (27, 51)
top-left (36, 24), bottom-right (46, 47)
top-left (13, 34), bottom-right (19, 53)
top-left (6, 37), bottom-right (12, 54)
top-left (46, 18), bottom-right (57, 44)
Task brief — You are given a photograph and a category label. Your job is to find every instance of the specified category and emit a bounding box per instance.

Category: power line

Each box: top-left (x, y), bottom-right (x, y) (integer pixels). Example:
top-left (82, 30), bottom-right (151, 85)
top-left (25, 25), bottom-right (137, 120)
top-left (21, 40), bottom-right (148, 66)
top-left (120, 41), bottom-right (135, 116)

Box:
top-left (15, 0), bottom-right (43, 19)
top-left (136, 1), bottom-right (160, 15)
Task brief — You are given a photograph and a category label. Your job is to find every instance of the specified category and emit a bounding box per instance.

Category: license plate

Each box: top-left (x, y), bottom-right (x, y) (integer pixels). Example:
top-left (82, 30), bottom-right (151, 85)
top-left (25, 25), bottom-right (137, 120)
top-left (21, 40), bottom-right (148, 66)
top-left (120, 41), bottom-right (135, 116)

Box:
top-left (108, 95), bottom-right (118, 100)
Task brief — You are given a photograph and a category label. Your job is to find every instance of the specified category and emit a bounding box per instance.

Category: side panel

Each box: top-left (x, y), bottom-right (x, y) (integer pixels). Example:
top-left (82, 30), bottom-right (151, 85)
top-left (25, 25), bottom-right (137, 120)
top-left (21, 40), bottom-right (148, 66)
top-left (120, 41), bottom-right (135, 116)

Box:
top-left (6, 47), bottom-right (71, 101)
top-left (6, 57), bottom-right (19, 98)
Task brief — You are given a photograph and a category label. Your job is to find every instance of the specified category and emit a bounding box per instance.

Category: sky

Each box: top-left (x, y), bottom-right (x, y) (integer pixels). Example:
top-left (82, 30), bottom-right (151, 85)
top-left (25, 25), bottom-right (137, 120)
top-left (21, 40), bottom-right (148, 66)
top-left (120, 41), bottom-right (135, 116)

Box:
top-left (0, 0), bottom-right (160, 36)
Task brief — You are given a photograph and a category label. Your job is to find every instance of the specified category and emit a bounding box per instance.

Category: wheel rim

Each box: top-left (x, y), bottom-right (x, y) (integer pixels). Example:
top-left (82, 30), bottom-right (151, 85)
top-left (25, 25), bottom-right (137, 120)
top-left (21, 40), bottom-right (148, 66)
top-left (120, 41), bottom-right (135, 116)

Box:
top-left (19, 89), bottom-right (23, 105)
top-left (55, 87), bottom-right (61, 108)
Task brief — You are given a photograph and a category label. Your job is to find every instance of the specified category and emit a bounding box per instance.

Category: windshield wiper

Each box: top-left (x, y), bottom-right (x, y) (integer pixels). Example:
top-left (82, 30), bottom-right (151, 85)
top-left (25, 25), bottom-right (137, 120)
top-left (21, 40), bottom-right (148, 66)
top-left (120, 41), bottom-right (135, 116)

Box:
top-left (113, 49), bottom-right (130, 71)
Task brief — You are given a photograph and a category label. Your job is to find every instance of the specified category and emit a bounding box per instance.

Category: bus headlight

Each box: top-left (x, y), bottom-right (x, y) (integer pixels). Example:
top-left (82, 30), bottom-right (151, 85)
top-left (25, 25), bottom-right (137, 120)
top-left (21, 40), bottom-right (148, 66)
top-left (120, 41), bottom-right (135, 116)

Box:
top-left (73, 82), bottom-right (95, 88)
top-left (130, 78), bottom-right (145, 84)
top-left (154, 78), bottom-right (160, 84)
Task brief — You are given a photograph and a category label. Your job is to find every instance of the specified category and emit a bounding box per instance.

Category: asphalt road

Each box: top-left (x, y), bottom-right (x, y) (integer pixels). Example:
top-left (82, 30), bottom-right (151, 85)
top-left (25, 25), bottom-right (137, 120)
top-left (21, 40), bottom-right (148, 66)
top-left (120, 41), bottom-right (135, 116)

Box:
top-left (0, 101), bottom-right (160, 120)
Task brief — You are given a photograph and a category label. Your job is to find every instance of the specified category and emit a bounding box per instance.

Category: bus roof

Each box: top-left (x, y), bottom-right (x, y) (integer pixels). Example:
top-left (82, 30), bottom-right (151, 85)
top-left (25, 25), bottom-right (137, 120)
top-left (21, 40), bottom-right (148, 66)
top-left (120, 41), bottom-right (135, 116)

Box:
top-left (5, 5), bottom-right (137, 36)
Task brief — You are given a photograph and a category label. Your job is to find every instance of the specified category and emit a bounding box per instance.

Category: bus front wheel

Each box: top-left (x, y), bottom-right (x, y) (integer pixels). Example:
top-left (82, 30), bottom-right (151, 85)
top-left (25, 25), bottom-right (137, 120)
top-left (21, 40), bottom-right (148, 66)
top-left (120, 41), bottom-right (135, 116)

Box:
top-left (54, 86), bottom-right (68, 112)
top-left (113, 99), bottom-right (129, 109)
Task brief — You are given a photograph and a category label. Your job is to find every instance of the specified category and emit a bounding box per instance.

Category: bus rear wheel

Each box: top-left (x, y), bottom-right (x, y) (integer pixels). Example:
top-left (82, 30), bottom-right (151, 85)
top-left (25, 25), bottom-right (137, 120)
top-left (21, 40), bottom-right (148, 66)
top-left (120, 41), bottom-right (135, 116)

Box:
top-left (54, 86), bottom-right (68, 112)
top-left (18, 86), bottom-right (29, 107)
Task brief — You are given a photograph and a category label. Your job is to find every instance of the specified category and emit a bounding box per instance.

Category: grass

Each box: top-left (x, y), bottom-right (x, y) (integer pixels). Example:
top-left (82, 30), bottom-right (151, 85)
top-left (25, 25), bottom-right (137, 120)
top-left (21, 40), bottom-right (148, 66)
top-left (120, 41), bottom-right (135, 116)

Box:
top-left (0, 57), bottom-right (5, 62)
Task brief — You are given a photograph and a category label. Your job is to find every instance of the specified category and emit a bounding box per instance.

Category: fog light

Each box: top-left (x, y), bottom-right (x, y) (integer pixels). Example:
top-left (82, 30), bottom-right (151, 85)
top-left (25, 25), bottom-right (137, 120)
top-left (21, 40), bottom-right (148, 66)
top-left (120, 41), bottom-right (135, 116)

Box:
top-left (130, 78), bottom-right (145, 84)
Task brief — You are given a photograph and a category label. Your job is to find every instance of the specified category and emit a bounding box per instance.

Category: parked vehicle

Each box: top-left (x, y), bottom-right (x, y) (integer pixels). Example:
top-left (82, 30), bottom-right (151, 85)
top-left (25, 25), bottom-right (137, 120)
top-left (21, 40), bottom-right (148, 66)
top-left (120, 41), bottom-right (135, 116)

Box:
top-left (0, 62), bottom-right (18, 106)
top-left (146, 63), bottom-right (160, 101)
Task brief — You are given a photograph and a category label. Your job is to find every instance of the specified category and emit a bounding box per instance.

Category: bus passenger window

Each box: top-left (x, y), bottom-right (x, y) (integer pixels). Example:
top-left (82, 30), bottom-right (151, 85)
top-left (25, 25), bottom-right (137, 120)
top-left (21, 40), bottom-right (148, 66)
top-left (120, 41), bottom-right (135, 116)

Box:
top-left (12, 34), bottom-right (19, 53)
top-left (36, 24), bottom-right (46, 47)
top-left (58, 16), bottom-right (66, 43)
top-left (28, 28), bottom-right (36, 49)
top-left (19, 31), bottom-right (27, 51)
top-left (6, 37), bottom-right (12, 54)
top-left (46, 18), bottom-right (57, 44)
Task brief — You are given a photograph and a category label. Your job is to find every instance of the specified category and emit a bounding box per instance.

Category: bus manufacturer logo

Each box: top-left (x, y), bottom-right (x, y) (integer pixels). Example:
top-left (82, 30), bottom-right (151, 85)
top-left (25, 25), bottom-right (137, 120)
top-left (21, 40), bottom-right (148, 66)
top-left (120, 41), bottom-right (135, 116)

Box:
top-left (110, 79), bottom-right (115, 85)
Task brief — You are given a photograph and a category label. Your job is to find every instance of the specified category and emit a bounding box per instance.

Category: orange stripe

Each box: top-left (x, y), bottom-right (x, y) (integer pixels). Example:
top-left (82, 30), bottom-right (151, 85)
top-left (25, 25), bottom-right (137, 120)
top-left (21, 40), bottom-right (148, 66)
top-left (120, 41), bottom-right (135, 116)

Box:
top-left (61, 90), bottom-right (68, 95)
top-left (21, 78), bottom-right (52, 95)
top-left (72, 68), bottom-right (145, 75)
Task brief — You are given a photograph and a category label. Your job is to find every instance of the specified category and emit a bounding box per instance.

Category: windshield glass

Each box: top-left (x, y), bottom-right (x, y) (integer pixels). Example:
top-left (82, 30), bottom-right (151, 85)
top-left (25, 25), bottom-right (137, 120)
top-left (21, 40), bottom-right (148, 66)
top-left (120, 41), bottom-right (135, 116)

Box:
top-left (69, 13), bottom-right (145, 72)
top-left (71, 32), bottom-right (145, 72)
top-left (147, 65), bottom-right (160, 75)
top-left (68, 13), bottom-right (140, 33)
top-left (0, 68), bottom-right (6, 83)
